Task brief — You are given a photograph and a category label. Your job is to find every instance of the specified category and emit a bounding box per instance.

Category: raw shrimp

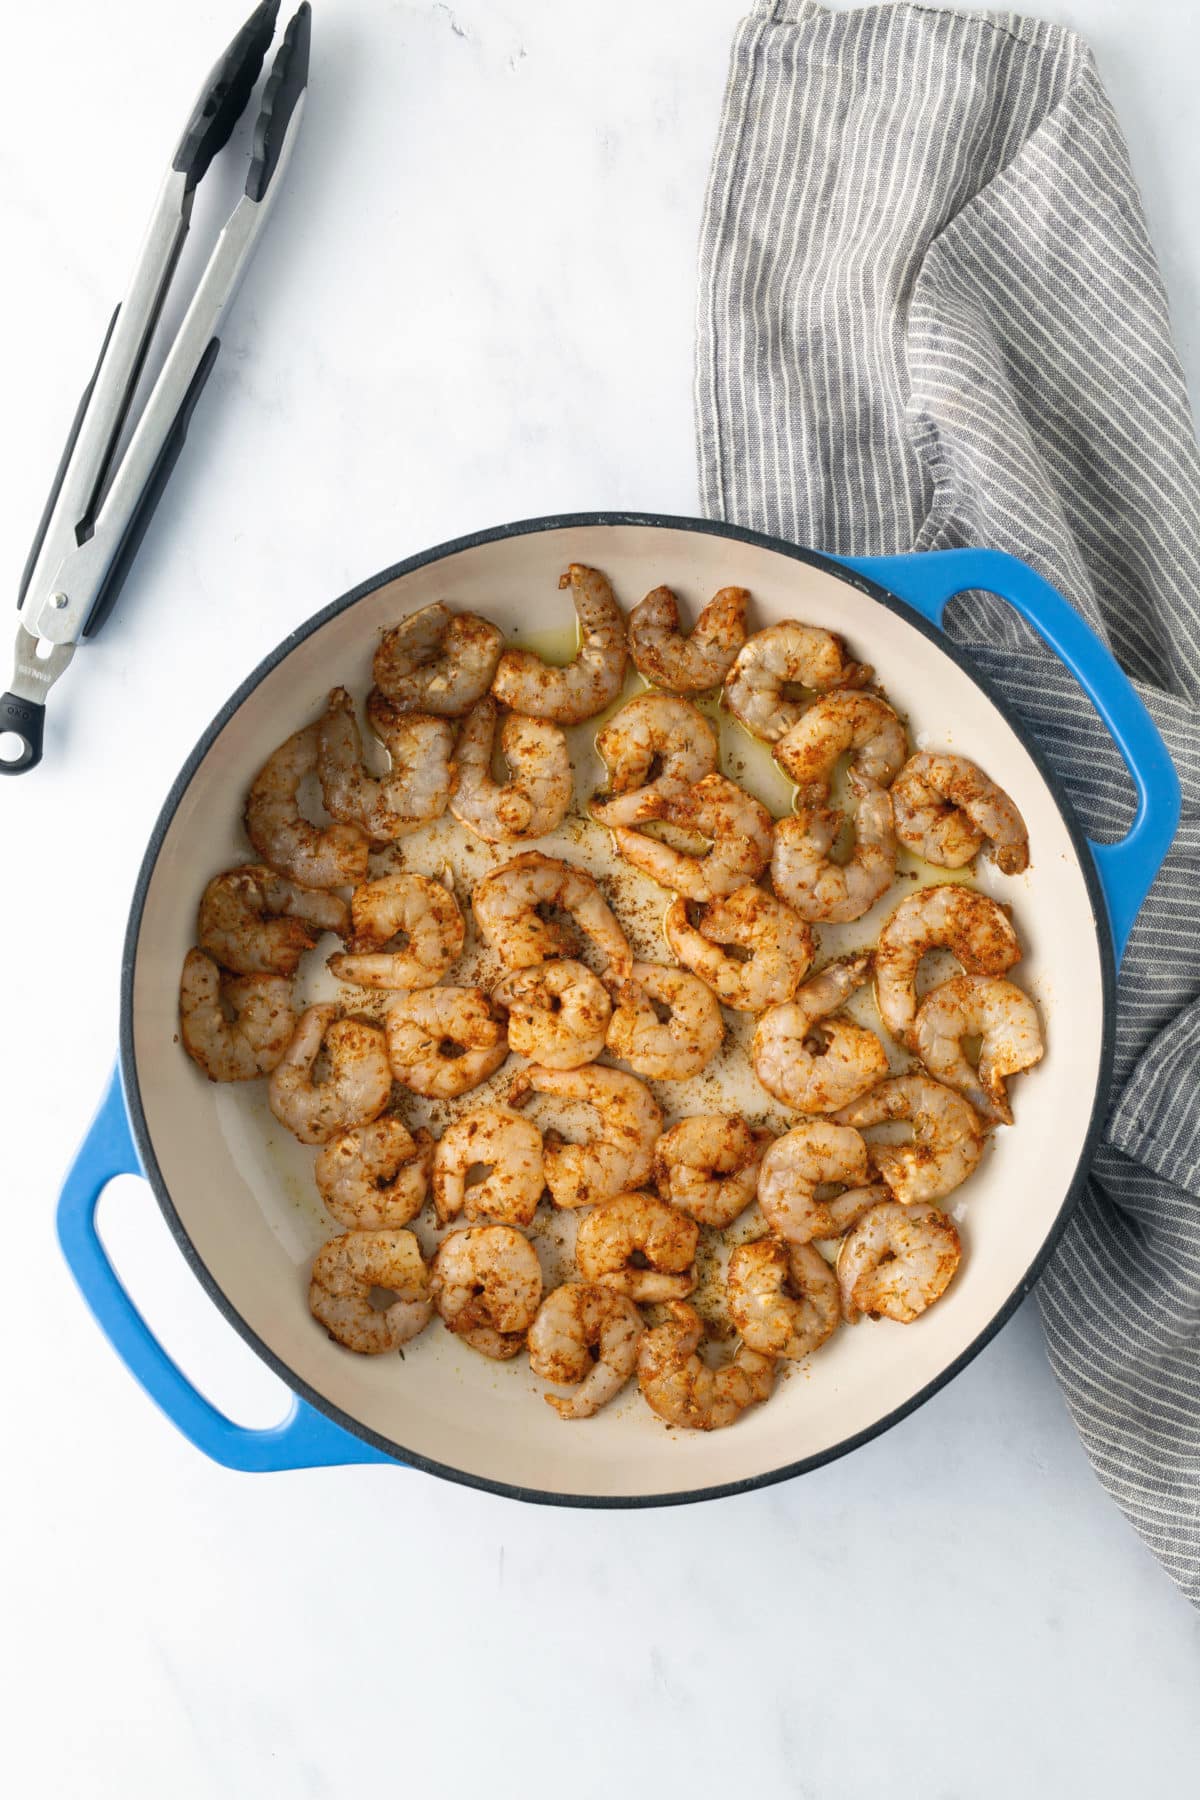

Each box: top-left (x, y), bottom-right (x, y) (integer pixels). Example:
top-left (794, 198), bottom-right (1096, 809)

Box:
top-left (663, 885), bottom-right (815, 1012)
top-left (315, 1118), bottom-right (433, 1229)
top-left (309, 1229), bottom-right (432, 1353)
top-left (373, 602), bottom-right (503, 715)
top-left (637, 1303), bottom-right (775, 1430)
top-left (528, 1283), bottom-right (644, 1419)
top-left (612, 773), bottom-right (773, 901)
top-left (590, 692), bottom-right (717, 827)
top-left (724, 621), bottom-right (870, 742)
top-left (757, 1120), bottom-right (889, 1244)
top-left (431, 1225), bottom-right (543, 1359)
top-left (912, 974), bottom-right (1044, 1125)
top-left (627, 584), bottom-right (749, 692)
top-left (752, 955), bottom-right (889, 1114)
top-left (385, 986), bottom-right (508, 1099)
top-left (874, 885), bottom-right (1021, 1044)
top-left (328, 871), bottom-right (465, 990)
top-left (244, 724), bottom-right (369, 889)
top-left (491, 563), bottom-right (627, 724)
top-left (771, 778), bottom-right (897, 922)
top-left (197, 864), bottom-right (347, 976)
top-left (605, 962), bottom-right (724, 1081)
top-left (449, 696), bottom-right (571, 843)
top-left (653, 1114), bottom-right (771, 1228)
top-left (774, 690), bottom-right (908, 798)
top-left (574, 1190), bottom-right (699, 1301)
top-left (317, 687), bottom-right (454, 840)
top-left (892, 751), bottom-right (1029, 874)
top-left (837, 1201), bottom-right (961, 1324)
top-left (432, 1106), bottom-right (544, 1226)
top-left (508, 1064), bottom-right (662, 1208)
top-left (268, 1005), bottom-right (392, 1145)
top-left (832, 1073), bottom-right (985, 1205)
top-left (179, 949), bottom-right (296, 1082)
top-left (492, 960), bottom-right (611, 1068)
top-left (727, 1239), bottom-right (840, 1360)
top-left (473, 851), bottom-right (633, 978)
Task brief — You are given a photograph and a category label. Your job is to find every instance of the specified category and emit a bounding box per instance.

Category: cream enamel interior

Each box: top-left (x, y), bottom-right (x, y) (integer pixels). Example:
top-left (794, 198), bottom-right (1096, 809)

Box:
top-left (128, 522), bottom-right (1106, 1499)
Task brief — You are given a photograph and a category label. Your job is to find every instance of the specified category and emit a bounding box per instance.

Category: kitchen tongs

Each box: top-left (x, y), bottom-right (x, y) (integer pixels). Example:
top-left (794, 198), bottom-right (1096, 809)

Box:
top-left (2, 0), bottom-right (311, 774)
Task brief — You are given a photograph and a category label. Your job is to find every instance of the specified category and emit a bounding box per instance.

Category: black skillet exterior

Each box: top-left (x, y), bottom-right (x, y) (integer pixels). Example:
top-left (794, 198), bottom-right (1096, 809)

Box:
top-left (119, 511), bottom-right (1118, 1506)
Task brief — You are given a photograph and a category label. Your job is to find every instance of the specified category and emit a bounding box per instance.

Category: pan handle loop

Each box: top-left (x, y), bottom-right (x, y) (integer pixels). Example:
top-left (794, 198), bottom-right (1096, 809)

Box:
top-left (57, 1068), bottom-right (395, 1472)
top-left (835, 548), bottom-right (1181, 963)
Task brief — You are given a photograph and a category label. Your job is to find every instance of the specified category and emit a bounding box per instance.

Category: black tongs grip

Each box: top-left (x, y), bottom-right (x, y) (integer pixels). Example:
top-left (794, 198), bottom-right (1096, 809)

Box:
top-left (174, 0), bottom-right (280, 193)
top-left (17, 306), bottom-right (121, 615)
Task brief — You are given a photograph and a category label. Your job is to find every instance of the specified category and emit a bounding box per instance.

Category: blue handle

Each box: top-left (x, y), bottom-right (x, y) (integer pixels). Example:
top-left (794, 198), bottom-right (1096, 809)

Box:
top-left (56, 1069), bottom-right (394, 1471)
top-left (838, 548), bottom-right (1181, 962)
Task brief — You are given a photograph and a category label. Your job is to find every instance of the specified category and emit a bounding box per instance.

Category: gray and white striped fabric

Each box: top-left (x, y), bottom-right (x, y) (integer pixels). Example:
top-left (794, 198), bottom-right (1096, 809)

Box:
top-left (696, 0), bottom-right (1200, 1602)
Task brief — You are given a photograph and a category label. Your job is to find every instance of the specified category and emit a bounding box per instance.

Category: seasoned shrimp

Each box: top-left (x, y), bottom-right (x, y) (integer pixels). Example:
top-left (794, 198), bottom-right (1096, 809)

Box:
top-left (492, 960), bottom-right (611, 1068)
top-left (653, 1114), bottom-right (771, 1227)
top-left (833, 1073), bottom-right (984, 1205)
top-left (724, 621), bottom-right (870, 742)
top-left (197, 864), bottom-right (348, 976)
top-left (373, 602), bottom-right (503, 715)
top-left (637, 1303), bottom-right (775, 1430)
top-left (892, 751), bottom-right (1029, 874)
top-left (385, 986), bottom-right (508, 1099)
top-left (774, 690), bottom-right (908, 798)
top-left (528, 1283), bottom-right (644, 1419)
top-left (244, 724), bottom-right (369, 889)
top-left (837, 1201), bottom-right (961, 1324)
top-left (431, 1225), bottom-right (543, 1359)
top-left (727, 1239), bottom-right (840, 1360)
top-left (315, 1118), bottom-right (433, 1229)
top-left (491, 563), bottom-right (627, 724)
top-left (663, 885), bottom-right (815, 1011)
top-left (473, 852), bottom-right (633, 978)
top-left (508, 1064), bottom-right (662, 1208)
top-left (309, 1229), bottom-right (432, 1353)
top-left (179, 949), bottom-right (296, 1082)
top-left (771, 778), bottom-right (897, 922)
top-left (875, 886), bottom-right (1021, 1043)
top-left (912, 975), bottom-right (1044, 1125)
top-left (575, 1190), bottom-right (699, 1301)
top-left (757, 1120), bottom-right (889, 1244)
top-left (752, 955), bottom-right (889, 1114)
top-left (606, 962), bottom-right (724, 1081)
top-left (317, 687), bottom-right (454, 841)
top-left (590, 693), bottom-right (717, 827)
top-left (432, 1106), bottom-right (544, 1226)
top-left (612, 773), bottom-right (774, 901)
top-left (268, 1005), bottom-right (392, 1144)
top-left (328, 871), bottom-right (465, 990)
top-left (627, 584), bottom-right (749, 693)
top-left (449, 696), bottom-right (571, 843)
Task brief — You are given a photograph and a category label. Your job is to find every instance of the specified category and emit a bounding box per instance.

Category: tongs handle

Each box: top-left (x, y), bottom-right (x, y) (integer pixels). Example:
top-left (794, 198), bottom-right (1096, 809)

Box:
top-left (0, 332), bottom-right (220, 774)
top-left (84, 337), bottom-right (220, 640)
top-left (17, 307), bottom-right (121, 613)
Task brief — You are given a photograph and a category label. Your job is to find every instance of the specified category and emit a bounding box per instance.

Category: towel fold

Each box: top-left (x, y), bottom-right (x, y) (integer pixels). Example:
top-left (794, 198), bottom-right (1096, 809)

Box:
top-left (696, 0), bottom-right (1200, 1602)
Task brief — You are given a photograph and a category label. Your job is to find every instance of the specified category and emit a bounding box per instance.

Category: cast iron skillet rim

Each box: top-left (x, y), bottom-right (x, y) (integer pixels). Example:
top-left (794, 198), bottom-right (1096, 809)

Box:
top-left (119, 509), bottom-right (1117, 1506)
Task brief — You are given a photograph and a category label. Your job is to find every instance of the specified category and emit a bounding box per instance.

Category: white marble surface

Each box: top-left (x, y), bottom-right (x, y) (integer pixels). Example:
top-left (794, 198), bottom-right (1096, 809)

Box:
top-left (3, 0), bottom-right (1198, 1792)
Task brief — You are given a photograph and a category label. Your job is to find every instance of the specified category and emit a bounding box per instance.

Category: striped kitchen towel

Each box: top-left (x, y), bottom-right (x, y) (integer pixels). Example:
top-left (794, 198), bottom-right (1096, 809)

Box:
top-left (696, 0), bottom-right (1200, 1602)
